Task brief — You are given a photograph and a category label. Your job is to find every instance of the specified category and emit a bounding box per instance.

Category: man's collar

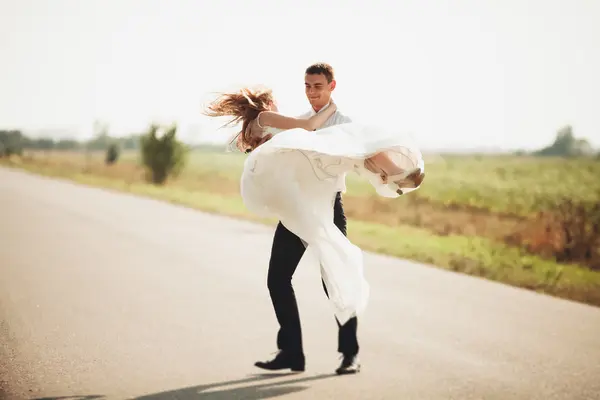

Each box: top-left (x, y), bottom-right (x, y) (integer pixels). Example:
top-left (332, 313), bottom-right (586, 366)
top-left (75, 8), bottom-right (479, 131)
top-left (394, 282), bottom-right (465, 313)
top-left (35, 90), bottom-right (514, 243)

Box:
top-left (310, 101), bottom-right (332, 115)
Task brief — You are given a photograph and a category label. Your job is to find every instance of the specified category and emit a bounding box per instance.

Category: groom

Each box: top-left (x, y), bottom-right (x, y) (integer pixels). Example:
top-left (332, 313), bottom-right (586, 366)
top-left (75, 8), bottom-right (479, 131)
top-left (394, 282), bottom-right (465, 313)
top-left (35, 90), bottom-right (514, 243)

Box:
top-left (254, 62), bottom-right (361, 375)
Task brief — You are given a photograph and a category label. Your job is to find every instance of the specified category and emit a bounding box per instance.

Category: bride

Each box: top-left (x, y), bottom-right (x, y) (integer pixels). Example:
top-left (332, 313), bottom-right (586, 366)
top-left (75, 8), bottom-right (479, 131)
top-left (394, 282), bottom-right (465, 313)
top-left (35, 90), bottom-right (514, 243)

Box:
top-left (204, 86), bottom-right (425, 325)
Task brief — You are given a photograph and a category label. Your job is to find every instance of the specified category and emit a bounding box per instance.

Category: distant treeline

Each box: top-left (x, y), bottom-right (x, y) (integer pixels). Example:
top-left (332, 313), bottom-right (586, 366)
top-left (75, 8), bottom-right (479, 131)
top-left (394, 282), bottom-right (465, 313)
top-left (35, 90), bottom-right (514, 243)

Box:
top-left (1, 124), bottom-right (598, 158)
top-left (0, 130), bottom-right (141, 154)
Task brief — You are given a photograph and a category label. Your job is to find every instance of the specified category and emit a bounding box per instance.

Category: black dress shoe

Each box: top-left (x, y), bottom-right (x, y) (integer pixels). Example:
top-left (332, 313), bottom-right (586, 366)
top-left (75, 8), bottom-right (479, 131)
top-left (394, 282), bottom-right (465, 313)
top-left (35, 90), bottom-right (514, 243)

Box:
top-left (254, 350), bottom-right (305, 372)
top-left (335, 354), bottom-right (360, 375)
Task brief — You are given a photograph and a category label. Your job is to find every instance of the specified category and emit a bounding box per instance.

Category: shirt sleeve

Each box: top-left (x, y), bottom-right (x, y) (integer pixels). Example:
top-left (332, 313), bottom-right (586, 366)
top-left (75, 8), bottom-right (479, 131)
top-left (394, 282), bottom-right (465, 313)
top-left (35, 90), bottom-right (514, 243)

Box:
top-left (337, 112), bottom-right (352, 124)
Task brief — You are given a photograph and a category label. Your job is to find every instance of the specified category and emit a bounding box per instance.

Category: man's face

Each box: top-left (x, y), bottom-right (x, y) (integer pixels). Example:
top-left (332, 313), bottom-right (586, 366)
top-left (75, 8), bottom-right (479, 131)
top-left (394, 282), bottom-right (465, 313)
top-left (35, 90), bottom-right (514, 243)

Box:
top-left (305, 73), bottom-right (336, 111)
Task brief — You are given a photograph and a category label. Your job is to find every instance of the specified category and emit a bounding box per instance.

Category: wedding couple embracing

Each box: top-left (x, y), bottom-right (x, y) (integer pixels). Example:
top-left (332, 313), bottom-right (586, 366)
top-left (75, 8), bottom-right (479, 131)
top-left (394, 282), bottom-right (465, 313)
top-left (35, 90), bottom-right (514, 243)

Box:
top-left (204, 62), bottom-right (425, 375)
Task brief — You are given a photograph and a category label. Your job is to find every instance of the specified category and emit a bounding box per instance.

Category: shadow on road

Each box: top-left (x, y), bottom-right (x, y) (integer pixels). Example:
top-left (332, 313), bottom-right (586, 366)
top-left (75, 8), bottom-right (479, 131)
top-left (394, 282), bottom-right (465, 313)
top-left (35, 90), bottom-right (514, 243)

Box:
top-left (132, 372), bottom-right (336, 400)
top-left (32, 397), bottom-right (104, 400)
top-left (29, 372), bottom-right (336, 400)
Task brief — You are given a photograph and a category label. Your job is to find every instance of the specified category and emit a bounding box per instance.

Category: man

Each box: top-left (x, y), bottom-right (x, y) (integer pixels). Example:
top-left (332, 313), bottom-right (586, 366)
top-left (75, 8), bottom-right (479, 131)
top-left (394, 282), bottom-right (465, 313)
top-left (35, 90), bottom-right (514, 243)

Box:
top-left (254, 62), bottom-right (361, 375)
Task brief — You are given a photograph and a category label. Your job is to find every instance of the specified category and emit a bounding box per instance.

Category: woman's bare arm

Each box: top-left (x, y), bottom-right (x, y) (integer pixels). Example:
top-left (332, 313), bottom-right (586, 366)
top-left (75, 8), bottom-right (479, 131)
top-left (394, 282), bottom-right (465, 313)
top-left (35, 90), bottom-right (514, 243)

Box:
top-left (258, 102), bottom-right (337, 131)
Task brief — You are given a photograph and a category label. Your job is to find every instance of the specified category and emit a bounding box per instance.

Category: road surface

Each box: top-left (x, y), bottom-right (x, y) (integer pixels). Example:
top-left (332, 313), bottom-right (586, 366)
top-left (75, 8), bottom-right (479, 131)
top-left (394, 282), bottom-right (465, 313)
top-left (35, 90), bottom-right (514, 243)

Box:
top-left (1, 166), bottom-right (600, 400)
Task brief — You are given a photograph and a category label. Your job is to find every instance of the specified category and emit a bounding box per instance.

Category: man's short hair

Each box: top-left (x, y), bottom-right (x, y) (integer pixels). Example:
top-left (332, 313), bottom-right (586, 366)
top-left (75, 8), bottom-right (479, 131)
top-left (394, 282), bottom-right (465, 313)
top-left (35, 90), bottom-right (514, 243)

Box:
top-left (305, 62), bottom-right (335, 83)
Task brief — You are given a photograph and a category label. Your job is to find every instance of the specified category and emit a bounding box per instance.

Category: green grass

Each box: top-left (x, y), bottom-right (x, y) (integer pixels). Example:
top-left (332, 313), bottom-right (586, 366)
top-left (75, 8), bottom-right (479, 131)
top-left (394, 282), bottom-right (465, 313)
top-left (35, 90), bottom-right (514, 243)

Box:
top-left (4, 151), bottom-right (600, 308)
top-left (59, 149), bottom-right (600, 216)
top-left (178, 151), bottom-right (600, 216)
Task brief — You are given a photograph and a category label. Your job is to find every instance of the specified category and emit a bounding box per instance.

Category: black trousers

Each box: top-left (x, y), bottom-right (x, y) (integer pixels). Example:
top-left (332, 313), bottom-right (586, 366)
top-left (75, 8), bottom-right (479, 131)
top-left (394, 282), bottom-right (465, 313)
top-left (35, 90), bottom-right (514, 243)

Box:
top-left (266, 192), bottom-right (359, 358)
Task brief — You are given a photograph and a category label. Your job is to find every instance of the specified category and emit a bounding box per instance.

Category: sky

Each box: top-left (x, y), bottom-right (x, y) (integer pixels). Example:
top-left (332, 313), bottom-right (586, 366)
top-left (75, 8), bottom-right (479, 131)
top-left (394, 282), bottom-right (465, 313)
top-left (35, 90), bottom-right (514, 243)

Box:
top-left (1, 0), bottom-right (599, 150)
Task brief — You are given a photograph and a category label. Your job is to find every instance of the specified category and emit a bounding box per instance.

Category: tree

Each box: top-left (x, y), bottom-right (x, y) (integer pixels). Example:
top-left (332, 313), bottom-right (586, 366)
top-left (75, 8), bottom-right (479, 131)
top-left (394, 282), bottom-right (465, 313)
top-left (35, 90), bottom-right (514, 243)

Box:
top-left (105, 143), bottom-right (120, 165)
top-left (0, 130), bottom-right (24, 157)
top-left (140, 123), bottom-right (188, 185)
top-left (534, 125), bottom-right (595, 157)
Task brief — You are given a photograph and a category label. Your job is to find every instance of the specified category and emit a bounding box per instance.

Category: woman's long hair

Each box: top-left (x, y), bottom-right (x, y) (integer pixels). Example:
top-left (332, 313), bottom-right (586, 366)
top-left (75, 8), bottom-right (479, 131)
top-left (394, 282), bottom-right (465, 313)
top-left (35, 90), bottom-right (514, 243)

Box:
top-left (203, 86), bottom-right (274, 152)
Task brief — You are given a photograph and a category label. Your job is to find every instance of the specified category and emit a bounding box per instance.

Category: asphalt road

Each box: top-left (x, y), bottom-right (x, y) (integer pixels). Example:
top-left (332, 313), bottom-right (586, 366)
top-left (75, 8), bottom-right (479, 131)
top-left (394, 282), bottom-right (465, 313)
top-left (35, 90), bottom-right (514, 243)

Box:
top-left (1, 166), bottom-right (600, 400)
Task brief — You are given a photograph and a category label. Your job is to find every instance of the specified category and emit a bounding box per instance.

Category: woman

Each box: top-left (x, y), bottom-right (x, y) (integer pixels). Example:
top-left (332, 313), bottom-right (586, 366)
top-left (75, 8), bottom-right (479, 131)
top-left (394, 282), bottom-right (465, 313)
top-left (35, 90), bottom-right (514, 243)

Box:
top-left (204, 86), bottom-right (424, 324)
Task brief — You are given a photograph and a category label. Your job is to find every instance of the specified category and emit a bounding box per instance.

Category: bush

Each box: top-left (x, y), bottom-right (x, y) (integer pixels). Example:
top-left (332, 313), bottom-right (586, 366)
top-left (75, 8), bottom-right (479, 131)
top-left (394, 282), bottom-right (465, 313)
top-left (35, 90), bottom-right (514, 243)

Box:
top-left (140, 123), bottom-right (188, 185)
top-left (105, 143), bottom-right (120, 165)
top-left (0, 130), bottom-right (24, 157)
top-left (1, 145), bottom-right (22, 157)
top-left (507, 197), bottom-right (600, 270)
top-left (551, 198), bottom-right (600, 269)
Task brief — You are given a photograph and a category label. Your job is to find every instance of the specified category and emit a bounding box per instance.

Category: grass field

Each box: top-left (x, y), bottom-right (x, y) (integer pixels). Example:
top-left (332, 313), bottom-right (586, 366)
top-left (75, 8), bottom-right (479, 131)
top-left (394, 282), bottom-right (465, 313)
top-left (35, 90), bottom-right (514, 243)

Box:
top-left (3, 148), bottom-right (600, 307)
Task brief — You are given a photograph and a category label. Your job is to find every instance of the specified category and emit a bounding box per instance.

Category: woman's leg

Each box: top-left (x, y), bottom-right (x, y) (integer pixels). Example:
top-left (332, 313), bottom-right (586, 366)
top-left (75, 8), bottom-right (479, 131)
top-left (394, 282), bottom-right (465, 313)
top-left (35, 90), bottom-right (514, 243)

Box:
top-left (364, 152), bottom-right (425, 191)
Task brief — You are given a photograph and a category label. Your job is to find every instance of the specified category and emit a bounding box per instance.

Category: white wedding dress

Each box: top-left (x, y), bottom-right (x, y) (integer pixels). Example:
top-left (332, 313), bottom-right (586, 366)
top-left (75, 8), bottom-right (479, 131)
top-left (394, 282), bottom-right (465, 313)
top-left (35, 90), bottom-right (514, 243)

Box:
top-left (240, 118), bottom-right (424, 325)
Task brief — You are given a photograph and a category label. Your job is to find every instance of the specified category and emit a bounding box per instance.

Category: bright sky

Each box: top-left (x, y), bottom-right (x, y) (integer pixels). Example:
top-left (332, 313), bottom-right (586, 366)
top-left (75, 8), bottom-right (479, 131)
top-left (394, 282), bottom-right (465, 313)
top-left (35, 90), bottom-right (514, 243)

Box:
top-left (1, 0), bottom-right (599, 150)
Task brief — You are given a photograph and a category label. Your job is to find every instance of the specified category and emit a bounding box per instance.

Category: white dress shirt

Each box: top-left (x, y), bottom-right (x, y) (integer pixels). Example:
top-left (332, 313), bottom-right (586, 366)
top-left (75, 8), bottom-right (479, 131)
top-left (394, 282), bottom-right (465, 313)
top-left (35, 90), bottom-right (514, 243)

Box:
top-left (298, 102), bottom-right (352, 193)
